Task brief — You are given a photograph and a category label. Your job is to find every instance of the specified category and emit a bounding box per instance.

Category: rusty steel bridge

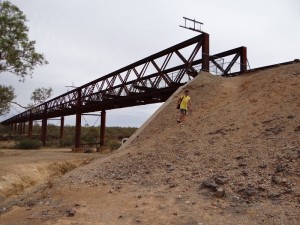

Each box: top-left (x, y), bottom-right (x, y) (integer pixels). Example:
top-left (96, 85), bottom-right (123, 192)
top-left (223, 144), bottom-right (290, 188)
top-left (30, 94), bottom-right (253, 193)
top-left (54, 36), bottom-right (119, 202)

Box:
top-left (1, 33), bottom-right (247, 149)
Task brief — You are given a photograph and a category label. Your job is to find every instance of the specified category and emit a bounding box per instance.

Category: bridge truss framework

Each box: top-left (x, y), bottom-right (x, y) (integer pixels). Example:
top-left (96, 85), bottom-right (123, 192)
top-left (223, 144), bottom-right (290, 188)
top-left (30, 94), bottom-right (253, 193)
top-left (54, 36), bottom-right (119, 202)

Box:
top-left (1, 33), bottom-right (247, 149)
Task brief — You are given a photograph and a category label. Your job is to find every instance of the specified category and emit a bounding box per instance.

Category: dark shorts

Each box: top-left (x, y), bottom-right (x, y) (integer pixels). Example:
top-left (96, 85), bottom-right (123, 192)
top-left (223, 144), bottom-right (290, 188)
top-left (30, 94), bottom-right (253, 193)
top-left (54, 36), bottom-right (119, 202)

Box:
top-left (180, 109), bottom-right (187, 114)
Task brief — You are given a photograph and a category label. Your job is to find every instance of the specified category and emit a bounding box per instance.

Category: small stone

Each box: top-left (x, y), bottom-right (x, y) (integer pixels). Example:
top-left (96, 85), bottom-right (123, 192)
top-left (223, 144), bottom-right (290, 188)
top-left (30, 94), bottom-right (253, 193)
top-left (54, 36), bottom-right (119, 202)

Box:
top-left (194, 151), bottom-right (201, 156)
top-left (215, 176), bottom-right (228, 185)
top-left (169, 184), bottom-right (177, 188)
top-left (294, 126), bottom-right (300, 132)
top-left (244, 187), bottom-right (257, 197)
top-left (214, 188), bottom-right (225, 198)
top-left (241, 170), bottom-right (249, 176)
top-left (281, 178), bottom-right (288, 183)
top-left (235, 155), bottom-right (244, 160)
top-left (259, 164), bottom-right (267, 169)
top-left (66, 208), bottom-right (76, 217)
top-left (202, 178), bottom-right (218, 191)
top-left (275, 164), bottom-right (285, 173)
top-left (238, 162), bottom-right (247, 167)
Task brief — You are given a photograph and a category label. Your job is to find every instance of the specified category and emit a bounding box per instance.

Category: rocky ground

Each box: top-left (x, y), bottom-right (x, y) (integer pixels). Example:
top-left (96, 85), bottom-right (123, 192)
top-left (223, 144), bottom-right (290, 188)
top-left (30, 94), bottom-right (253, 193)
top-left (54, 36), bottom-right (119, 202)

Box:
top-left (0, 61), bottom-right (299, 225)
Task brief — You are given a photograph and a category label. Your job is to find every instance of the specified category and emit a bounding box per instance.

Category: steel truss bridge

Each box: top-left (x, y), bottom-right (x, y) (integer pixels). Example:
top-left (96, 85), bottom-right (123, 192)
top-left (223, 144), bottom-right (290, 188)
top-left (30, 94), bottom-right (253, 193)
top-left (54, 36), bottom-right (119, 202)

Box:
top-left (1, 33), bottom-right (247, 149)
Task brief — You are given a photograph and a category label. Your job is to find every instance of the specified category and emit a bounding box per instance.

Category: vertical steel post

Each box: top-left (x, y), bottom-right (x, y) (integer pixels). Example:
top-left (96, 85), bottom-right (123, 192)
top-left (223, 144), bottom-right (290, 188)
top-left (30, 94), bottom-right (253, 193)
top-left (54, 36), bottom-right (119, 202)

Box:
top-left (28, 120), bottom-right (33, 138)
top-left (22, 122), bottom-right (26, 135)
top-left (41, 118), bottom-right (47, 146)
top-left (100, 110), bottom-right (106, 146)
top-left (19, 123), bottom-right (22, 135)
top-left (60, 116), bottom-right (64, 139)
top-left (14, 123), bottom-right (17, 133)
top-left (41, 103), bottom-right (48, 146)
top-left (74, 113), bottom-right (81, 148)
top-left (74, 88), bottom-right (82, 149)
top-left (202, 33), bottom-right (210, 72)
top-left (240, 47), bottom-right (247, 72)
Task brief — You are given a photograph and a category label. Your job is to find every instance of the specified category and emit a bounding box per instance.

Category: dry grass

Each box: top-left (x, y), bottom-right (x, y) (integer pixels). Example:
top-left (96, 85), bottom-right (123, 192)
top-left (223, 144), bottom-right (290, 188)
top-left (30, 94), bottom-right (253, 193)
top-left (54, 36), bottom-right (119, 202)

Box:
top-left (5, 176), bottom-right (37, 197)
top-left (47, 160), bottom-right (87, 178)
top-left (0, 141), bottom-right (15, 149)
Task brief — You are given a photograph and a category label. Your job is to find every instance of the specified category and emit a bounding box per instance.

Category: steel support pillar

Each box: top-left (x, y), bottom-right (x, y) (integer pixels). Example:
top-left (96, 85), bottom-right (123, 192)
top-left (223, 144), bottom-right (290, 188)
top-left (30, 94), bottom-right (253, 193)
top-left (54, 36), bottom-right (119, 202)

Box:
top-left (202, 33), bottom-right (210, 72)
top-left (60, 116), bottom-right (64, 139)
top-left (28, 120), bottom-right (33, 138)
top-left (14, 123), bottom-right (17, 133)
top-left (19, 123), bottom-right (22, 135)
top-left (41, 118), bottom-right (47, 146)
top-left (74, 112), bottom-right (81, 149)
top-left (240, 47), bottom-right (247, 72)
top-left (22, 122), bottom-right (26, 135)
top-left (100, 110), bottom-right (106, 146)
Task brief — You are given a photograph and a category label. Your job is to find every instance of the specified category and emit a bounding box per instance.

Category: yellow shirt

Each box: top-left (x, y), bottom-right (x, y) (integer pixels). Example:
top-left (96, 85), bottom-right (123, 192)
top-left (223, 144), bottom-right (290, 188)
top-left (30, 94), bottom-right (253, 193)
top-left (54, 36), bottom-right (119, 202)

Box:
top-left (180, 95), bottom-right (190, 110)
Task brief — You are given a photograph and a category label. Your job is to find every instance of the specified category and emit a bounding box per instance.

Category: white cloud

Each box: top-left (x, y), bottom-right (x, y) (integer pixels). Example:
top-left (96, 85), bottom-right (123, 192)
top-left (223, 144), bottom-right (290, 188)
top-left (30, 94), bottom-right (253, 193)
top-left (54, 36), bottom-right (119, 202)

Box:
top-left (1, 0), bottom-right (299, 126)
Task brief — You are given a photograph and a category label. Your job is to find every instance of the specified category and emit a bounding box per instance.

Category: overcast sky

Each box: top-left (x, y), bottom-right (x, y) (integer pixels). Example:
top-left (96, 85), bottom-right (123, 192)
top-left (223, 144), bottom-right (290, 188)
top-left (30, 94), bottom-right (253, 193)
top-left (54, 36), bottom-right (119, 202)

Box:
top-left (1, 0), bottom-right (299, 127)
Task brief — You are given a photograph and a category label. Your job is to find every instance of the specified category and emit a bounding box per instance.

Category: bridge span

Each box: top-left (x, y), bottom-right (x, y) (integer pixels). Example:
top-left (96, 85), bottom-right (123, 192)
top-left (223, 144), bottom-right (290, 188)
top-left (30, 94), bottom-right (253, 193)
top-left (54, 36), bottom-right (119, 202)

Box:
top-left (1, 33), bottom-right (247, 149)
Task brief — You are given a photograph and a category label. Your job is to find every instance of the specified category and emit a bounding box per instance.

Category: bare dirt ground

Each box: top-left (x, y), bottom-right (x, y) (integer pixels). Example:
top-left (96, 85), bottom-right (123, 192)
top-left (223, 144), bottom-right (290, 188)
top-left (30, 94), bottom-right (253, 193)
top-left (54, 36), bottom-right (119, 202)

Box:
top-left (0, 148), bottom-right (102, 215)
top-left (0, 61), bottom-right (300, 225)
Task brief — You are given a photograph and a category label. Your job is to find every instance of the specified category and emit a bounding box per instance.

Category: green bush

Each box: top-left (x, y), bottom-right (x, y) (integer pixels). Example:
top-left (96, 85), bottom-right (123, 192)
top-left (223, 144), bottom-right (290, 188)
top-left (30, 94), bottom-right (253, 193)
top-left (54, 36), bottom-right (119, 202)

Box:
top-left (106, 140), bottom-right (121, 150)
top-left (16, 138), bottom-right (41, 149)
top-left (59, 137), bottom-right (73, 147)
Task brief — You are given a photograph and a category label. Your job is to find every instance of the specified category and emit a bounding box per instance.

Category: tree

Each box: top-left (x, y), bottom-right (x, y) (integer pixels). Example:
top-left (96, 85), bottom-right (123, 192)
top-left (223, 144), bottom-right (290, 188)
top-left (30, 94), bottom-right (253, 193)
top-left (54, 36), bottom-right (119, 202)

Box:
top-left (30, 87), bottom-right (53, 105)
top-left (0, 84), bottom-right (15, 115)
top-left (0, 1), bottom-right (48, 78)
top-left (0, 1), bottom-right (48, 116)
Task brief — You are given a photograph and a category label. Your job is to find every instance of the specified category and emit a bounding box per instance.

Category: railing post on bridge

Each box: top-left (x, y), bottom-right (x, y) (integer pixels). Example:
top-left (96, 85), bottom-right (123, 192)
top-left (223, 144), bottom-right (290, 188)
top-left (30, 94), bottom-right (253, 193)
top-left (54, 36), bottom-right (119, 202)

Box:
top-left (100, 110), bottom-right (106, 147)
top-left (202, 33), bottom-right (210, 72)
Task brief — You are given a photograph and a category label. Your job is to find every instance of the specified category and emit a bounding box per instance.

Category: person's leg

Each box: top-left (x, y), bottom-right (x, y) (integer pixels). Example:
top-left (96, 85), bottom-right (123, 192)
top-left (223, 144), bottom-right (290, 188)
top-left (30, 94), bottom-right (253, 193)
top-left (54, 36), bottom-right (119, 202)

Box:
top-left (178, 109), bottom-right (186, 124)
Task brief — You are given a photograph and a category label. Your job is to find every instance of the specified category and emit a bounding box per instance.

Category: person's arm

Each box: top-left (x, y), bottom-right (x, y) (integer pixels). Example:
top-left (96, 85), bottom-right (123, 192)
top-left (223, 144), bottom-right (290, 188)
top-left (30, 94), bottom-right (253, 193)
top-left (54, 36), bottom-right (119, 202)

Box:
top-left (177, 96), bottom-right (183, 104)
top-left (188, 99), bottom-right (192, 111)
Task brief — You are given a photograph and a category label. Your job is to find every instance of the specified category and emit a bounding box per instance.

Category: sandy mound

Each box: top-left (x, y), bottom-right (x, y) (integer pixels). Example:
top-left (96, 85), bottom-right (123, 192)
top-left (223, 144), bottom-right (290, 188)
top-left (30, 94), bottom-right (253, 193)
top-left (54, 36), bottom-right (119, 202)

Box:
top-left (64, 62), bottom-right (300, 204)
top-left (1, 61), bottom-right (299, 225)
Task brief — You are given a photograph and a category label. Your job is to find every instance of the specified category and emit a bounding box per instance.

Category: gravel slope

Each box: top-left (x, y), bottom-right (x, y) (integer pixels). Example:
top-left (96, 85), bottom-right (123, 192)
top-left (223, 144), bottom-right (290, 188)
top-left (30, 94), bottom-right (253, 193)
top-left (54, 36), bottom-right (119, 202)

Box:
top-left (1, 61), bottom-right (299, 225)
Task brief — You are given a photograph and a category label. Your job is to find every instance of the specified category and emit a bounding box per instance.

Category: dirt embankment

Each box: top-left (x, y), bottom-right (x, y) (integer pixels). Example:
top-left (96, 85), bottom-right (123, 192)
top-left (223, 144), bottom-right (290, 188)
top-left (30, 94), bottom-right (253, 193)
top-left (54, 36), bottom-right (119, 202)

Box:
top-left (0, 61), bottom-right (299, 225)
top-left (0, 149), bottom-right (99, 203)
